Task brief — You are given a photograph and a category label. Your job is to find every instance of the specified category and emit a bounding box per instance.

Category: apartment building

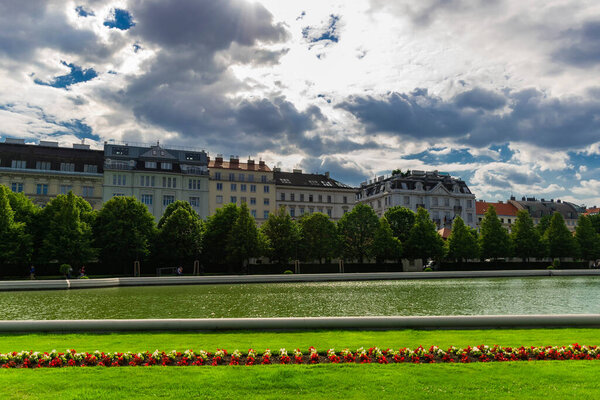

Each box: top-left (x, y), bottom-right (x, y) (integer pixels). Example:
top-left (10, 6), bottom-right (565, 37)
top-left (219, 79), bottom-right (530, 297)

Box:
top-left (476, 200), bottom-right (519, 232)
top-left (356, 170), bottom-right (477, 228)
top-left (274, 169), bottom-right (356, 221)
top-left (102, 142), bottom-right (209, 220)
top-left (0, 138), bottom-right (104, 208)
top-left (208, 155), bottom-right (276, 223)
top-left (508, 196), bottom-right (579, 232)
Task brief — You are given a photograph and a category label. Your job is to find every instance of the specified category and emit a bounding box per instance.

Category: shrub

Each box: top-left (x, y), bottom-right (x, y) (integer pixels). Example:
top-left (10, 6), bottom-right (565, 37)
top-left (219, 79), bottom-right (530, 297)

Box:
top-left (283, 270), bottom-right (293, 274)
top-left (552, 258), bottom-right (561, 268)
top-left (59, 264), bottom-right (72, 276)
top-left (547, 265), bottom-right (554, 269)
top-left (423, 267), bottom-right (433, 272)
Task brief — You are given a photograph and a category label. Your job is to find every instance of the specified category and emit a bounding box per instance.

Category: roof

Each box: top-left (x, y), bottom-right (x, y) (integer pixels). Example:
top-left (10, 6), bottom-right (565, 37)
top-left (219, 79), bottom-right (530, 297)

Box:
top-left (0, 142), bottom-right (104, 173)
top-left (476, 201), bottom-right (519, 216)
top-left (208, 159), bottom-right (270, 172)
top-left (510, 199), bottom-right (578, 219)
top-left (274, 171), bottom-right (354, 190)
top-left (585, 208), bottom-right (600, 215)
top-left (437, 227), bottom-right (452, 240)
top-left (358, 171), bottom-right (472, 199)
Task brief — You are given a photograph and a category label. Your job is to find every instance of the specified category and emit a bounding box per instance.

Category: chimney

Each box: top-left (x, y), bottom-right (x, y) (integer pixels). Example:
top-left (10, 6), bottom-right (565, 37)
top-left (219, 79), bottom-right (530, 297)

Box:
top-left (215, 154), bottom-right (223, 165)
top-left (247, 158), bottom-right (255, 170)
top-left (258, 160), bottom-right (266, 169)
top-left (324, 171), bottom-right (330, 178)
top-left (273, 167), bottom-right (281, 172)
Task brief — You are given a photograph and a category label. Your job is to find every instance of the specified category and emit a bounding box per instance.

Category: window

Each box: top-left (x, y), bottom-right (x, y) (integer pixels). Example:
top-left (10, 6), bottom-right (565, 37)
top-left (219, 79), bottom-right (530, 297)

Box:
top-left (327, 209), bottom-right (332, 217)
top-left (141, 194), bottom-right (153, 205)
top-left (189, 197), bottom-right (200, 207)
top-left (230, 196), bottom-right (237, 203)
top-left (216, 195), bottom-right (223, 204)
top-left (82, 186), bottom-right (94, 197)
top-left (185, 153), bottom-right (202, 161)
top-left (11, 182), bottom-right (23, 193)
top-left (113, 174), bottom-right (127, 186)
top-left (309, 194), bottom-right (313, 202)
top-left (112, 147), bottom-right (129, 155)
top-left (145, 161), bottom-right (157, 169)
top-left (343, 196), bottom-right (347, 204)
top-left (11, 160), bottom-right (26, 169)
top-left (432, 197), bottom-right (438, 206)
top-left (404, 196), bottom-right (410, 205)
top-left (261, 175), bottom-right (267, 183)
top-left (189, 179), bottom-right (199, 190)
top-left (467, 200), bottom-right (473, 208)
top-left (290, 193), bottom-right (295, 201)
top-left (214, 172), bottom-right (221, 180)
top-left (60, 163), bottom-right (75, 172)
top-left (240, 196), bottom-right (247, 203)
top-left (59, 185), bottom-right (72, 194)
top-left (299, 207), bottom-right (305, 215)
top-left (318, 195), bottom-right (323, 202)
top-left (281, 193), bottom-right (286, 201)
top-left (216, 183), bottom-right (223, 191)
top-left (163, 195), bottom-right (175, 206)
top-left (36, 161), bottom-right (51, 170)
top-left (377, 200), bottom-right (382, 208)
top-left (239, 173), bottom-right (245, 181)
top-left (172, 178), bottom-right (177, 188)
top-left (508, 218), bottom-right (511, 224)
top-left (84, 164), bottom-right (98, 173)
top-left (161, 162), bottom-right (172, 170)
top-left (36, 184), bottom-right (48, 195)
top-left (300, 194), bottom-right (305, 202)
top-left (231, 183), bottom-right (237, 191)
top-left (444, 198), bottom-right (450, 206)
top-left (247, 174), bottom-right (254, 182)
top-left (241, 184), bottom-right (247, 192)
top-left (264, 185), bottom-right (270, 193)
top-left (250, 185), bottom-right (256, 193)
top-left (141, 176), bottom-right (155, 187)
top-left (251, 209), bottom-right (257, 218)
top-left (501, 218), bottom-right (505, 223)
top-left (455, 199), bottom-right (461, 206)
top-left (250, 197), bottom-right (256, 205)
top-left (264, 198), bottom-right (270, 205)
top-left (318, 207), bottom-right (323, 213)
top-left (264, 210), bottom-right (269, 219)
top-left (327, 195), bottom-right (332, 203)
top-left (229, 173), bottom-right (235, 181)
top-left (290, 208), bottom-right (295, 217)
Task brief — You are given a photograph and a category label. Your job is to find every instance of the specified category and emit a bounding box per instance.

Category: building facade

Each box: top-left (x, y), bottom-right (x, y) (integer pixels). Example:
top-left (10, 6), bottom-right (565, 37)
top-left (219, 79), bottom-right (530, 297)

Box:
top-left (476, 200), bottom-right (519, 232)
top-left (0, 138), bottom-right (104, 209)
top-left (356, 170), bottom-right (477, 228)
top-left (508, 197), bottom-right (579, 232)
top-left (208, 155), bottom-right (275, 223)
top-left (102, 142), bottom-right (209, 220)
top-left (274, 169), bottom-right (356, 221)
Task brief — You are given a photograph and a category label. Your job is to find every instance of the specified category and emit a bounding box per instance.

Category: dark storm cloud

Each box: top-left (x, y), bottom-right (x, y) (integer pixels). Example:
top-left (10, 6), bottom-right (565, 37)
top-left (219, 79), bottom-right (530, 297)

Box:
top-left (554, 20), bottom-right (600, 67)
top-left (454, 88), bottom-right (506, 110)
top-left (338, 87), bottom-right (600, 149)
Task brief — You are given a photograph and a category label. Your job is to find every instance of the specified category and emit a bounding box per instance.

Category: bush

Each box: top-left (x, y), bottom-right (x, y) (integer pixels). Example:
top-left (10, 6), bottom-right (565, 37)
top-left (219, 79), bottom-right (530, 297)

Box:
top-left (547, 265), bottom-right (554, 269)
top-left (552, 258), bottom-right (561, 268)
top-left (59, 264), bottom-right (72, 276)
top-left (423, 267), bottom-right (433, 272)
top-left (283, 270), bottom-right (294, 274)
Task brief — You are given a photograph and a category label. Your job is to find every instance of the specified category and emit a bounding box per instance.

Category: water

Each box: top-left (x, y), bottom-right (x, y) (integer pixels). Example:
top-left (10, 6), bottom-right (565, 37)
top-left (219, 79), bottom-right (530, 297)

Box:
top-left (1, 277), bottom-right (599, 320)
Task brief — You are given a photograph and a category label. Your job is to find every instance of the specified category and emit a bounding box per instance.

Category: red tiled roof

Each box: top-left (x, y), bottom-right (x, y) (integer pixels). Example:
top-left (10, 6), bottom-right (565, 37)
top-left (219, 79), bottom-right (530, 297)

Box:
top-left (476, 201), bottom-right (519, 217)
top-left (437, 227), bottom-right (452, 240)
top-left (585, 208), bottom-right (600, 215)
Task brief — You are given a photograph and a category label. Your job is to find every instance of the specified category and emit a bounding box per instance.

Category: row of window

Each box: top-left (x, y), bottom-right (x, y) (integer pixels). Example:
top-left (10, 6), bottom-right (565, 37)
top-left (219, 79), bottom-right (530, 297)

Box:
top-left (136, 194), bottom-right (201, 208)
top-left (144, 161), bottom-right (172, 170)
top-left (215, 183), bottom-right (270, 193)
top-left (216, 196), bottom-right (270, 206)
top-left (9, 160), bottom-right (98, 173)
top-left (280, 193), bottom-right (348, 203)
top-left (213, 172), bottom-right (268, 183)
top-left (373, 196), bottom-right (474, 209)
top-left (10, 182), bottom-right (94, 197)
top-left (288, 207), bottom-right (333, 218)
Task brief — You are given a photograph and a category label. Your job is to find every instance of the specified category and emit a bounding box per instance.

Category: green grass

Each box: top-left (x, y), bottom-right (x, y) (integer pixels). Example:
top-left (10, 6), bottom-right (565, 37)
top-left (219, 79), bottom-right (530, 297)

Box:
top-left (1, 362), bottom-right (600, 399)
top-left (1, 328), bottom-right (599, 353)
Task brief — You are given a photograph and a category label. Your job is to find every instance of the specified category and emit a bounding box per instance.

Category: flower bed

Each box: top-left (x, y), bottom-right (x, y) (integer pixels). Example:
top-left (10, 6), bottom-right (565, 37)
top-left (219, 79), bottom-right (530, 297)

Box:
top-left (1, 344), bottom-right (598, 368)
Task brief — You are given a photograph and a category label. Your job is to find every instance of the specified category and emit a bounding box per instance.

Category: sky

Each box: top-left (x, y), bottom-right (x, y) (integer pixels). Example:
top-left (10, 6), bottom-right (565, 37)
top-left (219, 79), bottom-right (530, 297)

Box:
top-left (0, 0), bottom-right (599, 206)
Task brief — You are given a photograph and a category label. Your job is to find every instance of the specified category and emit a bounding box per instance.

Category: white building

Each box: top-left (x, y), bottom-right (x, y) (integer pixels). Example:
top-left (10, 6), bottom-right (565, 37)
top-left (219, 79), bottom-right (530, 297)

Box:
top-left (274, 169), bottom-right (356, 221)
top-left (356, 170), bottom-right (477, 228)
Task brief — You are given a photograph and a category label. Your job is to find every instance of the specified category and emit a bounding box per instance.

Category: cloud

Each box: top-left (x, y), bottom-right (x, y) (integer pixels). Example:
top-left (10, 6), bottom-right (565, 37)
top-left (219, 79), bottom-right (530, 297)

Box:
top-left (104, 8), bottom-right (135, 30)
top-left (302, 14), bottom-right (342, 47)
top-left (554, 21), bottom-right (600, 67)
top-left (454, 88), bottom-right (506, 110)
top-left (33, 61), bottom-right (98, 89)
top-left (75, 6), bottom-right (94, 17)
top-left (300, 155), bottom-right (365, 186)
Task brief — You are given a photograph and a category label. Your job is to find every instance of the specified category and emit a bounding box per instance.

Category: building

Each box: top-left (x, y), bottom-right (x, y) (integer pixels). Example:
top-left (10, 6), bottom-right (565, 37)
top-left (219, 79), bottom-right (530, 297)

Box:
top-left (208, 155), bottom-right (275, 223)
top-left (476, 200), bottom-right (519, 232)
top-left (356, 170), bottom-right (477, 228)
top-left (274, 169), bottom-right (355, 221)
top-left (508, 196), bottom-right (579, 231)
top-left (585, 207), bottom-right (600, 216)
top-left (103, 142), bottom-right (209, 220)
top-left (0, 138), bottom-right (104, 208)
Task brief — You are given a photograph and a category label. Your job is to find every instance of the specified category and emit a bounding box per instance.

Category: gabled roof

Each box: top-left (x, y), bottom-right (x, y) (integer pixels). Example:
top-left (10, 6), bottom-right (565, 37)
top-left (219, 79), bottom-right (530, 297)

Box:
top-left (585, 208), bottom-right (600, 215)
top-left (476, 201), bottom-right (519, 216)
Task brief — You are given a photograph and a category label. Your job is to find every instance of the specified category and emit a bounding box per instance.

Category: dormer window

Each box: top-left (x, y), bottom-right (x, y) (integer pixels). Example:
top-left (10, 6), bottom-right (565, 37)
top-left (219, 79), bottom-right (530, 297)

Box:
top-left (161, 162), bottom-right (172, 170)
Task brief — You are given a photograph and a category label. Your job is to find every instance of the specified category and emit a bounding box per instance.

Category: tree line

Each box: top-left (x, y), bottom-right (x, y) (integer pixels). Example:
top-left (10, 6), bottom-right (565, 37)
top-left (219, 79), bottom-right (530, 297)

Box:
top-left (1, 184), bottom-right (599, 276)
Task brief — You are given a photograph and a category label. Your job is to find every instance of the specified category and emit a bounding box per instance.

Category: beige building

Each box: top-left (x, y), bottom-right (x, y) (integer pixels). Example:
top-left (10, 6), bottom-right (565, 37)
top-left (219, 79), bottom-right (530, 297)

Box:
top-left (274, 169), bottom-right (355, 221)
top-left (208, 155), bottom-right (276, 223)
top-left (0, 138), bottom-right (104, 209)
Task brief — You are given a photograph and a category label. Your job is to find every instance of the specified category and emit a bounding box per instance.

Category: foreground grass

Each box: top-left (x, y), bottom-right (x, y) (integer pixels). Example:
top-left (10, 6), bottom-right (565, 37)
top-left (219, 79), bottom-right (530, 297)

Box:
top-left (1, 362), bottom-right (600, 399)
top-left (1, 328), bottom-right (599, 353)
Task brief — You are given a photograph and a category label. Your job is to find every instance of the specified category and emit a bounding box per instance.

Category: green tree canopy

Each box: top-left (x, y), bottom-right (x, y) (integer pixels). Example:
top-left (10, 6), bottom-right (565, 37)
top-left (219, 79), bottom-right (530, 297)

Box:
top-left (371, 217), bottom-right (403, 262)
top-left (544, 212), bottom-right (579, 260)
top-left (202, 204), bottom-right (239, 267)
top-left (298, 212), bottom-right (339, 263)
top-left (226, 202), bottom-right (260, 271)
top-left (479, 205), bottom-right (510, 260)
top-left (158, 201), bottom-right (199, 229)
top-left (384, 206), bottom-right (416, 243)
top-left (575, 215), bottom-right (600, 261)
top-left (405, 207), bottom-right (445, 263)
top-left (589, 214), bottom-right (600, 235)
top-left (155, 206), bottom-right (203, 266)
top-left (39, 192), bottom-right (96, 267)
top-left (260, 206), bottom-right (300, 265)
top-left (0, 186), bottom-right (31, 269)
top-left (446, 216), bottom-right (479, 262)
top-left (536, 214), bottom-right (553, 237)
top-left (337, 203), bottom-right (379, 262)
top-left (510, 210), bottom-right (543, 261)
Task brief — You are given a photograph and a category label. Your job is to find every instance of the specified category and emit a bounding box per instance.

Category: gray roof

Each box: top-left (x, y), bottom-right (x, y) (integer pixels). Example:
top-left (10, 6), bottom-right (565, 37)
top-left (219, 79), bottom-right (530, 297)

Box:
top-left (274, 171), bottom-right (354, 190)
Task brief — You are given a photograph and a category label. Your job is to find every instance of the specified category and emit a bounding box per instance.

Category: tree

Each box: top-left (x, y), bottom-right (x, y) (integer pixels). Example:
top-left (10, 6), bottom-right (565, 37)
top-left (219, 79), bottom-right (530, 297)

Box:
top-left (510, 210), bottom-right (543, 262)
top-left (39, 192), bottom-right (95, 267)
top-left (384, 206), bottom-right (416, 243)
top-left (575, 215), bottom-right (600, 262)
top-left (6, 190), bottom-right (38, 264)
top-left (260, 206), bottom-right (300, 265)
top-left (202, 204), bottom-right (239, 267)
top-left (298, 212), bottom-right (339, 263)
top-left (479, 205), bottom-right (510, 260)
top-left (446, 216), bottom-right (479, 262)
top-left (544, 212), bottom-right (579, 260)
top-left (589, 214), bottom-right (600, 235)
top-left (536, 214), bottom-right (552, 237)
top-left (226, 202), bottom-right (260, 271)
top-left (371, 217), bottom-right (402, 263)
top-left (94, 196), bottom-right (156, 273)
top-left (405, 207), bottom-right (445, 264)
top-left (337, 203), bottom-right (379, 263)
top-left (158, 200), bottom-right (199, 229)
top-left (0, 186), bottom-right (31, 271)
top-left (155, 206), bottom-right (203, 267)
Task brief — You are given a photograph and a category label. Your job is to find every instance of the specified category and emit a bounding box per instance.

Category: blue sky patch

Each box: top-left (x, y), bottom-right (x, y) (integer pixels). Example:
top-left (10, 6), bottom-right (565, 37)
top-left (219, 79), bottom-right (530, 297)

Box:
top-left (52, 119), bottom-right (100, 141)
top-left (34, 61), bottom-right (97, 89)
top-left (104, 8), bottom-right (135, 30)
top-left (302, 14), bottom-right (341, 46)
top-left (75, 6), bottom-right (94, 17)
